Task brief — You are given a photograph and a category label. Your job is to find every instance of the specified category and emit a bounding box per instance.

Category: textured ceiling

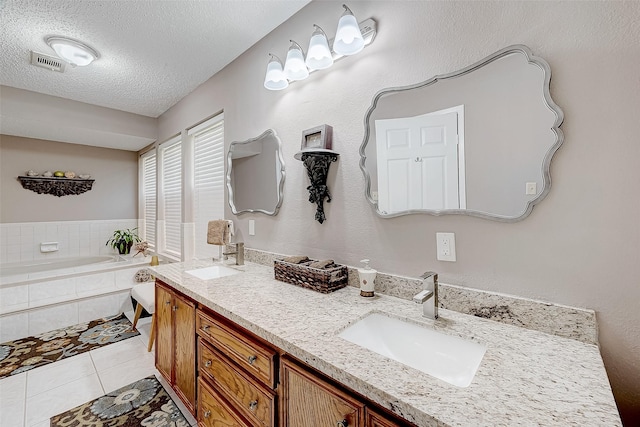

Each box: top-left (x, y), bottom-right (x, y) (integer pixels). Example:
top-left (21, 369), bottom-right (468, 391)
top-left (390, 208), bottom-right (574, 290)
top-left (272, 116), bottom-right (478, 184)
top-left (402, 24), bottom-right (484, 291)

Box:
top-left (0, 0), bottom-right (310, 118)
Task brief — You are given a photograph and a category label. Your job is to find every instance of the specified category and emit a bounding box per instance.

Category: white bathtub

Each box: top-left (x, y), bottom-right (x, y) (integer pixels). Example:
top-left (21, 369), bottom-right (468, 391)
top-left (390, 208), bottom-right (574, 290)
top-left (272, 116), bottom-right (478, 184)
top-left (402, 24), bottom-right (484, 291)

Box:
top-left (0, 255), bottom-right (153, 343)
top-left (0, 255), bottom-right (124, 278)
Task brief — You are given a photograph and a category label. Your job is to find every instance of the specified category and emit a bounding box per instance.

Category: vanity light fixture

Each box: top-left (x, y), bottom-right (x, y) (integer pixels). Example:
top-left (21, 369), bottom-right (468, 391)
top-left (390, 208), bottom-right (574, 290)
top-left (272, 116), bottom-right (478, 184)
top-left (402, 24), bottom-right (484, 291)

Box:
top-left (333, 4), bottom-right (365, 56)
top-left (263, 3), bottom-right (376, 91)
top-left (45, 36), bottom-right (100, 67)
top-left (264, 54), bottom-right (289, 90)
top-left (283, 40), bottom-right (309, 81)
top-left (306, 25), bottom-right (333, 71)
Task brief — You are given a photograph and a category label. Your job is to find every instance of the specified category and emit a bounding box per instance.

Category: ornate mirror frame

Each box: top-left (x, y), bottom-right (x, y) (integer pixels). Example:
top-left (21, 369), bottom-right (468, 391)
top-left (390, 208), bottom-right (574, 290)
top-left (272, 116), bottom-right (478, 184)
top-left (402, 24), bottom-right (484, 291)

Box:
top-left (226, 129), bottom-right (286, 216)
top-left (359, 45), bottom-right (564, 222)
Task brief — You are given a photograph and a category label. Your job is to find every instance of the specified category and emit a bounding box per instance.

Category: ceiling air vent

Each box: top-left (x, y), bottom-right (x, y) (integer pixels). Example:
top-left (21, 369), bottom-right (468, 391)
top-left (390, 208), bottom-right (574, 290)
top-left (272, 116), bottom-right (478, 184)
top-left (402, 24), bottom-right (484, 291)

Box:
top-left (30, 51), bottom-right (66, 72)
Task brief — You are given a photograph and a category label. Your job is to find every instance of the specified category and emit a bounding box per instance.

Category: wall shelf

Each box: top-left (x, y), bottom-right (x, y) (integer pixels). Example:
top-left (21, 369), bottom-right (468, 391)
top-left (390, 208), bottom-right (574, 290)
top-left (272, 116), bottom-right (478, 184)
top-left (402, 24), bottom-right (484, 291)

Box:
top-left (296, 151), bottom-right (339, 224)
top-left (17, 176), bottom-right (95, 197)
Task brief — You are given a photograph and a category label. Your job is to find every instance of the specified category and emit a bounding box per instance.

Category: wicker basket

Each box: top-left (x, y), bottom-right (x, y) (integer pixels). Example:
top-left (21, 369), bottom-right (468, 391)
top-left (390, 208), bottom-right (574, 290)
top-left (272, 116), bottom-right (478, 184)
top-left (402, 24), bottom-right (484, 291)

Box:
top-left (274, 259), bottom-right (348, 293)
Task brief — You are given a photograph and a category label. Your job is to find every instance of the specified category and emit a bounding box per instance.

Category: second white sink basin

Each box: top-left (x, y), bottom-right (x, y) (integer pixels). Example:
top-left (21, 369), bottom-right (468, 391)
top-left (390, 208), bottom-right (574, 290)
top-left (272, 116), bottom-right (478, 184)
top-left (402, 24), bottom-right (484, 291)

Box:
top-left (338, 312), bottom-right (486, 387)
top-left (185, 265), bottom-right (241, 280)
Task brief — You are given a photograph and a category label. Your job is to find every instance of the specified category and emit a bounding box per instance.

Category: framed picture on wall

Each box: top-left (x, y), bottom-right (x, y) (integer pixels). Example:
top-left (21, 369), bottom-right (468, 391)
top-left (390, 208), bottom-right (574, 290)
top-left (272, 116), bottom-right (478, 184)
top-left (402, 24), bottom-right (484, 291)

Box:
top-left (301, 124), bottom-right (333, 150)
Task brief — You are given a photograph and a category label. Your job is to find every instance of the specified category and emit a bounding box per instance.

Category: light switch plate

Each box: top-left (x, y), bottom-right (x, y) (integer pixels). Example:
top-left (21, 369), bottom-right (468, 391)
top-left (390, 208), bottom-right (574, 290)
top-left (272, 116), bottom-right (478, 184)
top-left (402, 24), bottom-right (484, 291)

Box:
top-left (436, 232), bottom-right (456, 262)
top-left (249, 220), bottom-right (255, 236)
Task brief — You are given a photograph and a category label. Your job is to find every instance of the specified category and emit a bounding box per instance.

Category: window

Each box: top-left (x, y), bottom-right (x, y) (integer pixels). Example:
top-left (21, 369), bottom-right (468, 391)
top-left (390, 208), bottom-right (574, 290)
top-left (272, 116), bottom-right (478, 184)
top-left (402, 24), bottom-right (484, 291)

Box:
top-left (188, 114), bottom-right (225, 259)
top-left (159, 136), bottom-right (182, 258)
top-left (140, 114), bottom-right (225, 261)
top-left (140, 150), bottom-right (157, 248)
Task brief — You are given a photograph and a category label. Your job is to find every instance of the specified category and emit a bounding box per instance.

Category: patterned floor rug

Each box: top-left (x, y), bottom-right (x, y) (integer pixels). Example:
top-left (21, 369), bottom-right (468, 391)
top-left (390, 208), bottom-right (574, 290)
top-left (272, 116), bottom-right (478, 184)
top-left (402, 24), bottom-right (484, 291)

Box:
top-left (0, 313), bottom-right (140, 379)
top-left (50, 375), bottom-right (189, 427)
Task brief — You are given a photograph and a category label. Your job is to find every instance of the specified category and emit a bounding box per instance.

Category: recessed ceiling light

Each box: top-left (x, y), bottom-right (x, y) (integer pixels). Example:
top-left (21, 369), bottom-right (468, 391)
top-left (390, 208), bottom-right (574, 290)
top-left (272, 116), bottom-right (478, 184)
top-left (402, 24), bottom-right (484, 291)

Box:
top-left (45, 36), bottom-right (100, 67)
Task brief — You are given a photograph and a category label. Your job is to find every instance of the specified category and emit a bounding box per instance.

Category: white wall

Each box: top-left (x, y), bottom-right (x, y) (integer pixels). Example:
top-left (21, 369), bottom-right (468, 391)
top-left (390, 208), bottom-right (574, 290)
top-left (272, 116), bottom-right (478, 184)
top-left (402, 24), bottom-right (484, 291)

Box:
top-left (0, 86), bottom-right (157, 151)
top-left (158, 1), bottom-right (640, 422)
top-left (0, 135), bottom-right (139, 222)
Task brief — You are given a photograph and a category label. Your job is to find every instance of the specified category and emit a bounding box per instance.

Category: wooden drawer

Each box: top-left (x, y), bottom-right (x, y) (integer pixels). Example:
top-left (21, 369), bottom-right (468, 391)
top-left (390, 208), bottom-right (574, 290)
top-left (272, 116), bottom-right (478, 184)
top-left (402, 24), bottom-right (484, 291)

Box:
top-left (198, 377), bottom-right (254, 427)
top-left (199, 339), bottom-right (275, 427)
top-left (365, 407), bottom-right (411, 427)
top-left (197, 309), bottom-right (277, 388)
top-left (280, 357), bottom-right (364, 427)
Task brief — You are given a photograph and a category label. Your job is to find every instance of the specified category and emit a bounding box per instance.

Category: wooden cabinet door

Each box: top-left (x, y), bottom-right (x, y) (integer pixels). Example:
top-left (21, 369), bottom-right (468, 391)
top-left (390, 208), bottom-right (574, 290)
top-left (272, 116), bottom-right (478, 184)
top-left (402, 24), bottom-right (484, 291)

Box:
top-left (281, 358), bottom-right (364, 427)
top-left (155, 283), bottom-right (173, 383)
top-left (173, 292), bottom-right (196, 414)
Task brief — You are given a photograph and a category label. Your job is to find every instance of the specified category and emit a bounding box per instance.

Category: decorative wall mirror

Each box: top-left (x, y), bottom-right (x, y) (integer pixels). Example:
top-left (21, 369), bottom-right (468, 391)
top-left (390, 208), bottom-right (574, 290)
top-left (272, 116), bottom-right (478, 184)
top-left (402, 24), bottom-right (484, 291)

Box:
top-left (360, 45), bottom-right (564, 221)
top-left (227, 129), bottom-right (285, 216)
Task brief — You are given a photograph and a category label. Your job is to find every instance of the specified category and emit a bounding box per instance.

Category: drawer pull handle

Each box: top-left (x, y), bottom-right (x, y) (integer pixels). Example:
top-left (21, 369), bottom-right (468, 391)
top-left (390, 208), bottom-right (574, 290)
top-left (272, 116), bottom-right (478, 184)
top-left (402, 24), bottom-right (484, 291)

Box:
top-left (247, 355), bottom-right (257, 365)
top-left (172, 305), bottom-right (177, 312)
top-left (204, 410), bottom-right (211, 418)
top-left (165, 301), bottom-right (171, 305)
top-left (205, 360), bottom-right (212, 368)
top-left (249, 400), bottom-right (258, 411)
top-left (202, 325), bottom-right (210, 331)
top-left (337, 420), bottom-right (348, 427)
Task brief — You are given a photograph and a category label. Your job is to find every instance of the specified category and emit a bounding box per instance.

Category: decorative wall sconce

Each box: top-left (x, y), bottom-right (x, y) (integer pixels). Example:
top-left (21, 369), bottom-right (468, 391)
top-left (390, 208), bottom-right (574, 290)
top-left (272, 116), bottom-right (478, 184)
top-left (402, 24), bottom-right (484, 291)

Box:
top-left (264, 4), bottom-right (377, 90)
top-left (295, 125), bottom-right (338, 224)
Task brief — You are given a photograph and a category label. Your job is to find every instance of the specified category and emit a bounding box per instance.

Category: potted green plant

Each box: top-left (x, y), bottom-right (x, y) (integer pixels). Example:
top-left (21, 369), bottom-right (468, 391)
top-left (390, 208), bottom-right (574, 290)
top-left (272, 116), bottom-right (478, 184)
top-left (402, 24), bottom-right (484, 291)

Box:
top-left (106, 227), bottom-right (141, 255)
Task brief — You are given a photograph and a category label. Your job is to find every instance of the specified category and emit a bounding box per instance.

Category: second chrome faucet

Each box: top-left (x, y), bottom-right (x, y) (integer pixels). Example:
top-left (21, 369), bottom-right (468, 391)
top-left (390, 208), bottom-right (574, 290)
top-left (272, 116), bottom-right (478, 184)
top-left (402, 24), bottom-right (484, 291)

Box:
top-left (412, 271), bottom-right (439, 320)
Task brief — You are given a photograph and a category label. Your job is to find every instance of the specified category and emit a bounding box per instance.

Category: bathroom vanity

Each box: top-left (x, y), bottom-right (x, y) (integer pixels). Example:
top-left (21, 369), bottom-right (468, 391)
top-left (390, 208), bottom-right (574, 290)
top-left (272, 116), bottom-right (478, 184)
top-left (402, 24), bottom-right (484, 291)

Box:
top-left (151, 260), bottom-right (621, 426)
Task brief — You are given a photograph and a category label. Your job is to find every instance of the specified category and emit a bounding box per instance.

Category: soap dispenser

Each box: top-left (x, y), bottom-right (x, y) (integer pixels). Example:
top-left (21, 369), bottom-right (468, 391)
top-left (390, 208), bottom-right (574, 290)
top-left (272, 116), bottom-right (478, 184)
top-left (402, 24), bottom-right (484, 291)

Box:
top-left (358, 259), bottom-right (377, 297)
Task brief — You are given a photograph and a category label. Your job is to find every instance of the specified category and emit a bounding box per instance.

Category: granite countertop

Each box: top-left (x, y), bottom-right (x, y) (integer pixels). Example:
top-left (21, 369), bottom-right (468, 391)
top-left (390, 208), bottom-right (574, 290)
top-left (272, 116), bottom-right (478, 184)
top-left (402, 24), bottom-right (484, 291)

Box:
top-left (151, 260), bottom-right (621, 427)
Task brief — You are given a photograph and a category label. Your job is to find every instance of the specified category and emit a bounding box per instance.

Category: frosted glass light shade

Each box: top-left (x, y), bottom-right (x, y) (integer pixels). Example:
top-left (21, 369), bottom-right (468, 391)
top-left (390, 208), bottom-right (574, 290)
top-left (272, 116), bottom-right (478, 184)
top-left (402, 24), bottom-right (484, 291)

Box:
top-left (333, 5), bottom-right (364, 56)
top-left (284, 40), bottom-right (309, 81)
top-left (45, 36), bottom-right (99, 66)
top-left (264, 55), bottom-right (288, 90)
top-left (306, 26), bottom-right (334, 71)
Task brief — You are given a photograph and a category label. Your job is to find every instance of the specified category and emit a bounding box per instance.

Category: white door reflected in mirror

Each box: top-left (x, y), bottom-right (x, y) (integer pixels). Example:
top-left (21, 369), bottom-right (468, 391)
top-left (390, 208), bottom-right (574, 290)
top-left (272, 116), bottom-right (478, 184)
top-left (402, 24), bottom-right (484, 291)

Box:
top-left (375, 106), bottom-right (465, 214)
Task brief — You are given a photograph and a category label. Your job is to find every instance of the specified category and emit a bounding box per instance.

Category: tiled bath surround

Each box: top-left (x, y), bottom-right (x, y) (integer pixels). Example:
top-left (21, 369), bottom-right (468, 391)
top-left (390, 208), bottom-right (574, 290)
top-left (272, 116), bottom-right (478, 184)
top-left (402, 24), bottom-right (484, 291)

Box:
top-left (0, 219), bottom-right (150, 343)
top-left (245, 248), bottom-right (598, 345)
top-left (0, 219), bottom-right (138, 264)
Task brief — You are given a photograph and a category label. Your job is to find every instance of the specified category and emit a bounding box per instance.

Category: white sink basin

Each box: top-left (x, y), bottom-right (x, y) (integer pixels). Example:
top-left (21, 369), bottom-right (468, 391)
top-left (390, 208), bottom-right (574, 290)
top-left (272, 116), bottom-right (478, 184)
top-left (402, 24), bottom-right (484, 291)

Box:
top-left (338, 313), bottom-right (486, 387)
top-left (185, 265), bottom-right (241, 280)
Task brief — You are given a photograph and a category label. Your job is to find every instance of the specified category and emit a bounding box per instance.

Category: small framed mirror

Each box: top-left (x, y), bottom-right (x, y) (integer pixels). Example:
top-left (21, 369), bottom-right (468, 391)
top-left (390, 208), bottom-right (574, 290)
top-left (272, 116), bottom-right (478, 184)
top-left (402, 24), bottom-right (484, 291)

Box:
top-left (360, 45), bottom-right (564, 222)
top-left (227, 129), bottom-right (285, 216)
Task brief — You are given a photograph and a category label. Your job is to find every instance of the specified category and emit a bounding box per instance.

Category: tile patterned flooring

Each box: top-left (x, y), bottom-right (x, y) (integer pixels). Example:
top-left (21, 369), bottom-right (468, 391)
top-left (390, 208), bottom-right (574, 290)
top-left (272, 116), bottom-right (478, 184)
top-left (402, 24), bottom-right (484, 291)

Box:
top-left (0, 314), bottom-right (197, 427)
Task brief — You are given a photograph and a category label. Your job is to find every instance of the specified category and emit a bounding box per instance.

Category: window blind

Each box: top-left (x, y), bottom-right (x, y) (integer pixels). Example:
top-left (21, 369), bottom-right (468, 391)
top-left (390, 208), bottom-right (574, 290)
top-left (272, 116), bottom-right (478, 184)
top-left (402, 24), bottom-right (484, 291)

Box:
top-left (191, 115), bottom-right (224, 258)
top-left (141, 150), bottom-right (157, 248)
top-left (161, 138), bottom-right (182, 257)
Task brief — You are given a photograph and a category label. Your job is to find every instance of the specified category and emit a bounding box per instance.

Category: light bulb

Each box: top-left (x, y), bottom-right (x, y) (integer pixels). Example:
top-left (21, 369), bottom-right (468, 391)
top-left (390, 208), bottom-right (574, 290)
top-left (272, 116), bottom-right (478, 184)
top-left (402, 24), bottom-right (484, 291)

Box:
top-left (283, 40), bottom-right (309, 81)
top-left (306, 25), bottom-right (334, 71)
top-left (264, 54), bottom-right (288, 90)
top-left (333, 4), bottom-right (364, 56)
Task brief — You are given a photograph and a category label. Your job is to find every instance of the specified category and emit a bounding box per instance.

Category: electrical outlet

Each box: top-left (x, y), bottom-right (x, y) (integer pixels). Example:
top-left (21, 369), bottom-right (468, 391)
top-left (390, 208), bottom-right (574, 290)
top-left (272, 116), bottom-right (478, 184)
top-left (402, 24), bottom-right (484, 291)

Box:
top-left (249, 220), bottom-right (255, 236)
top-left (526, 182), bottom-right (537, 195)
top-left (436, 232), bottom-right (456, 262)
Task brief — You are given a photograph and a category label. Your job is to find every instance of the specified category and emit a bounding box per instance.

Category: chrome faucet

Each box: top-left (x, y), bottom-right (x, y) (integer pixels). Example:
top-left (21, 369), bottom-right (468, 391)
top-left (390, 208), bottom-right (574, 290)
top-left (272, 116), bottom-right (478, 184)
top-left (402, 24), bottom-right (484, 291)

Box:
top-left (412, 271), bottom-right (438, 320)
top-left (222, 242), bottom-right (244, 265)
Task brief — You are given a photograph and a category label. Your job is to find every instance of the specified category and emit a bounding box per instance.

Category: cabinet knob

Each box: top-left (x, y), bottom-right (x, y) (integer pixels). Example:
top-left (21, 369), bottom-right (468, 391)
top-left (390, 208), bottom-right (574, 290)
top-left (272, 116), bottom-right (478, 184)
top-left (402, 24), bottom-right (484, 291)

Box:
top-left (202, 325), bottom-right (210, 332)
top-left (172, 305), bottom-right (177, 312)
top-left (165, 301), bottom-right (171, 305)
top-left (204, 410), bottom-right (211, 418)
top-left (247, 355), bottom-right (257, 365)
top-left (249, 400), bottom-right (258, 411)
top-left (337, 420), bottom-right (348, 427)
top-left (205, 360), bottom-right (212, 368)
